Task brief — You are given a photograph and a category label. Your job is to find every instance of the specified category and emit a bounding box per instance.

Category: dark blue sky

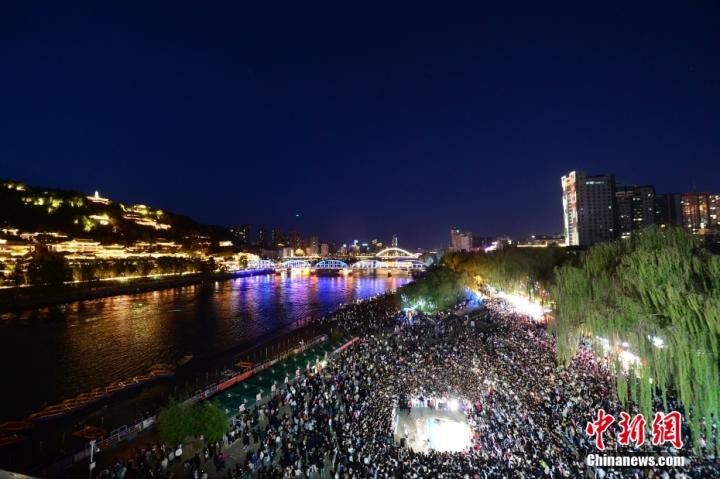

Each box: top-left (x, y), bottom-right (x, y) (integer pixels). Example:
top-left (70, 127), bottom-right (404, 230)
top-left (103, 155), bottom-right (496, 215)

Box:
top-left (2, 2), bottom-right (719, 248)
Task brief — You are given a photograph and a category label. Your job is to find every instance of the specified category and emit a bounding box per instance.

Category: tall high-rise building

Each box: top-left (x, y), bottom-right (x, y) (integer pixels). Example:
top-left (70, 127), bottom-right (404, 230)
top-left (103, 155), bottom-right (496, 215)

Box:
top-left (391, 235), bottom-right (398, 248)
top-left (257, 227), bottom-right (269, 248)
top-left (306, 235), bottom-right (319, 256)
top-left (450, 227), bottom-right (472, 251)
top-left (561, 171), bottom-right (616, 246)
top-left (286, 230), bottom-right (301, 249)
top-left (653, 194), bottom-right (679, 229)
top-left (270, 229), bottom-right (284, 248)
top-left (677, 193), bottom-right (720, 234)
top-left (614, 184), bottom-right (655, 238)
top-left (710, 195), bottom-right (720, 228)
top-left (230, 224), bottom-right (251, 244)
top-left (562, 171), bottom-right (720, 246)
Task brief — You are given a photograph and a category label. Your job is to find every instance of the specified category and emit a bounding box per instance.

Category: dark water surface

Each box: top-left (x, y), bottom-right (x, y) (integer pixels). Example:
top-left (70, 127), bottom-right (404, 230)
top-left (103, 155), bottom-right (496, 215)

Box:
top-left (0, 274), bottom-right (408, 420)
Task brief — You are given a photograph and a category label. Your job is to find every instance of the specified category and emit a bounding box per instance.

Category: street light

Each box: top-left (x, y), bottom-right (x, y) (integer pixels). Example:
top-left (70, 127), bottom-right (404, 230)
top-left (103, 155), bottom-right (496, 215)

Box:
top-left (88, 439), bottom-right (97, 478)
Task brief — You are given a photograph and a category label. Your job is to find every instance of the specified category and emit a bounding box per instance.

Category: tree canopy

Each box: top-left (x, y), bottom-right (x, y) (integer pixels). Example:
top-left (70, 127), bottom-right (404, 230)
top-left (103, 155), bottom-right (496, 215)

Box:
top-left (26, 248), bottom-right (72, 286)
top-left (551, 227), bottom-right (720, 447)
top-left (441, 247), bottom-right (572, 300)
top-left (157, 398), bottom-right (193, 445)
top-left (399, 265), bottom-right (465, 312)
top-left (193, 401), bottom-right (230, 442)
top-left (157, 398), bottom-right (229, 445)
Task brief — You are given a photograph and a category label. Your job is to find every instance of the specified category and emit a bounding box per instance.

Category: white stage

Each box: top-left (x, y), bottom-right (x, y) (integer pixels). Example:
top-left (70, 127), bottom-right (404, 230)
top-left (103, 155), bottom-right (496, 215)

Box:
top-left (394, 407), bottom-right (472, 453)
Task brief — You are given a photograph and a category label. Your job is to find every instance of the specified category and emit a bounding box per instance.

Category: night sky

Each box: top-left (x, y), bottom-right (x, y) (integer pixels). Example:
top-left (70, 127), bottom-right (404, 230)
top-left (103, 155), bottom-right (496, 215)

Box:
top-left (2, 3), bottom-right (719, 249)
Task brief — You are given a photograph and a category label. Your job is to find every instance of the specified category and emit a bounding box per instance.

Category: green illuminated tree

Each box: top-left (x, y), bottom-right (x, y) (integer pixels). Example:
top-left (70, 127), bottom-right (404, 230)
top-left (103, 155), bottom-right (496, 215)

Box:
top-left (399, 265), bottom-right (464, 311)
top-left (157, 398), bottom-right (193, 445)
top-left (192, 401), bottom-right (229, 442)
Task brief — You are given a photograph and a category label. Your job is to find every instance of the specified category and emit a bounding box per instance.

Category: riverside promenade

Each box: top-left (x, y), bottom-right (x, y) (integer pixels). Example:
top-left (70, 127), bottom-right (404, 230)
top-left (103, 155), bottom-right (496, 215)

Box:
top-left (17, 321), bottom-right (337, 477)
top-left (84, 336), bottom-right (356, 478)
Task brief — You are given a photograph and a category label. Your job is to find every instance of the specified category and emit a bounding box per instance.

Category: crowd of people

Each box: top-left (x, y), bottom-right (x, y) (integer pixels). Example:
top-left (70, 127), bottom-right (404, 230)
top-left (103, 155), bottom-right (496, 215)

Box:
top-left (96, 294), bottom-right (719, 478)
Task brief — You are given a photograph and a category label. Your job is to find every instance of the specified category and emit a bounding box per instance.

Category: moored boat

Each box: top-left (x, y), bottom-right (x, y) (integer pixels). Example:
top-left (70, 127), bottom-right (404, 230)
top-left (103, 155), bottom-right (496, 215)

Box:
top-left (177, 354), bottom-right (193, 366)
top-left (0, 421), bottom-right (33, 433)
top-left (72, 425), bottom-right (106, 440)
top-left (129, 374), bottom-right (153, 386)
top-left (0, 434), bottom-right (26, 447)
top-left (29, 407), bottom-right (69, 422)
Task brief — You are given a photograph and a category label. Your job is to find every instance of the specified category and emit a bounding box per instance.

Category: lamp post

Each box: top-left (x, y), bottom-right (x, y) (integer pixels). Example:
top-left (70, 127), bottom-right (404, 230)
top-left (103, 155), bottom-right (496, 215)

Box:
top-left (88, 439), bottom-right (96, 479)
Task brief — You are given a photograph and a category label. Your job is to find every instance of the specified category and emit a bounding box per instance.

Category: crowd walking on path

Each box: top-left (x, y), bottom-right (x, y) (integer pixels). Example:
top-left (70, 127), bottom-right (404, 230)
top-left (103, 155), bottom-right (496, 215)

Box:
top-left (96, 294), bottom-right (719, 478)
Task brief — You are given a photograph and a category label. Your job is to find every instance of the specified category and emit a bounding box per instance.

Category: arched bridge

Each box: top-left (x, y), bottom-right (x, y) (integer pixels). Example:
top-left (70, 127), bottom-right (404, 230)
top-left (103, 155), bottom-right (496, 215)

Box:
top-left (267, 256), bottom-right (425, 273)
top-left (352, 259), bottom-right (382, 270)
top-left (374, 247), bottom-right (420, 260)
top-left (280, 259), bottom-right (312, 269)
top-left (247, 259), bottom-right (277, 270)
top-left (313, 259), bottom-right (349, 270)
top-left (245, 247), bottom-right (425, 274)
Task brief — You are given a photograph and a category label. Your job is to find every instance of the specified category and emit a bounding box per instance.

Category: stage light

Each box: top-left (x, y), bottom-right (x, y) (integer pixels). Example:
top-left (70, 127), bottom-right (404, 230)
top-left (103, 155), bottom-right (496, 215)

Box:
top-left (496, 291), bottom-right (544, 320)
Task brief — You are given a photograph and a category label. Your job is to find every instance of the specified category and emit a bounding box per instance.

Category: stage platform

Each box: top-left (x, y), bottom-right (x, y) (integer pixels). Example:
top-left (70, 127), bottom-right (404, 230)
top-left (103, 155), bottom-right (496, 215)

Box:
top-left (394, 407), bottom-right (472, 453)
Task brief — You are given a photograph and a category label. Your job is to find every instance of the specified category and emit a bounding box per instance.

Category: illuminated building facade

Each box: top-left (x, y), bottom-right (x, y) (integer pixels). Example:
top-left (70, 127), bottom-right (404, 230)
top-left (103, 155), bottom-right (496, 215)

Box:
top-left (86, 190), bottom-right (111, 205)
top-left (230, 224), bottom-right (251, 244)
top-left (450, 227), bottom-right (472, 251)
top-left (306, 236), bottom-right (319, 256)
top-left (711, 195), bottom-right (720, 228)
top-left (561, 171), bottom-right (616, 246)
top-left (678, 193), bottom-right (720, 234)
top-left (563, 171), bottom-right (720, 245)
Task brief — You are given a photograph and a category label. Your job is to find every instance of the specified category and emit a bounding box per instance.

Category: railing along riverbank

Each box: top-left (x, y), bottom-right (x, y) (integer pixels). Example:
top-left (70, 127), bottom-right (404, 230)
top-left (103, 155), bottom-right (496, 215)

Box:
top-left (38, 332), bottom-right (332, 477)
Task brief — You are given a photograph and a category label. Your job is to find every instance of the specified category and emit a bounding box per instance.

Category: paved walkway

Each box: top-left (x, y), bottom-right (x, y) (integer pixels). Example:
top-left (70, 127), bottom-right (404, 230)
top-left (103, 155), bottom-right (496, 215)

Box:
top-left (93, 338), bottom-right (350, 478)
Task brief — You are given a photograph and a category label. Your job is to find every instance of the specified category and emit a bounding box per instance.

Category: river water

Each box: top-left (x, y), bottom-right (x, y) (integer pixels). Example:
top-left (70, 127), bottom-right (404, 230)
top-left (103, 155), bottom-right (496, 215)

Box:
top-left (0, 273), bottom-right (408, 420)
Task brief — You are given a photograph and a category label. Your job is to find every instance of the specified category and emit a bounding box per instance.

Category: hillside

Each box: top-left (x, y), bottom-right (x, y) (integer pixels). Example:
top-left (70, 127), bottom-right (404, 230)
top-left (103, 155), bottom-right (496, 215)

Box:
top-left (0, 179), bottom-right (234, 248)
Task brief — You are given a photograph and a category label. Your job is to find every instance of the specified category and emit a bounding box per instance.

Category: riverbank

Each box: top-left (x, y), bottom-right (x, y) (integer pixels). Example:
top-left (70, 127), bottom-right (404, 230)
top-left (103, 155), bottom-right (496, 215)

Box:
top-left (81, 335), bottom-right (358, 478)
top-left (0, 276), bottom-right (405, 476)
top-left (2, 317), bottom-right (334, 477)
top-left (0, 269), bottom-right (273, 313)
top-left (0, 275), bottom-right (407, 421)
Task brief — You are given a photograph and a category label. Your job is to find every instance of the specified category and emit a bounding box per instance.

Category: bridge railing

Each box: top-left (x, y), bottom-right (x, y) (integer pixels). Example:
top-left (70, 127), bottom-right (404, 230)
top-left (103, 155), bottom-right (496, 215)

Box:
top-left (244, 258), bottom-right (426, 271)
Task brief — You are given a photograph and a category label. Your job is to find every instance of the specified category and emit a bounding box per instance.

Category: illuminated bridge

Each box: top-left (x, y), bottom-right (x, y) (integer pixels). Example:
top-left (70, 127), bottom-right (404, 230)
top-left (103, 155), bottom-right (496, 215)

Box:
top-left (280, 259), bottom-right (313, 270)
top-left (313, 259), bottom-right (349, 270)
top-left (268, 248), bottom-right (426, 274)
top-left (246, 259), bottom-right (276, 270)
top-left (371, 247), bottom-right (420, 260)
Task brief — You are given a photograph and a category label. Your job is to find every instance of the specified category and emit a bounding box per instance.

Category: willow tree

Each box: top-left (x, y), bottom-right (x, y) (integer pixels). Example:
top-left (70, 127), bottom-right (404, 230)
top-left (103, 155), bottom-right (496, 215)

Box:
top-left (552, 226), bottom-right (720, 449)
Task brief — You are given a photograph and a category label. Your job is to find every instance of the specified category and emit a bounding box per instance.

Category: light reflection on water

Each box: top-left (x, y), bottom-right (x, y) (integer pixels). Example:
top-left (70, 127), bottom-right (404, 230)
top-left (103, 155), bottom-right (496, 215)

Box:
top-left (0, 274), bottom-right (407, 419)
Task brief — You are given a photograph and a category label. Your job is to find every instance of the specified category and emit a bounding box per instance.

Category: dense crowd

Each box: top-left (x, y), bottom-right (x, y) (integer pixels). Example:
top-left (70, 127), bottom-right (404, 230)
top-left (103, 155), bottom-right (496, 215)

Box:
top-left (98, 294), bottom-right (719, 478)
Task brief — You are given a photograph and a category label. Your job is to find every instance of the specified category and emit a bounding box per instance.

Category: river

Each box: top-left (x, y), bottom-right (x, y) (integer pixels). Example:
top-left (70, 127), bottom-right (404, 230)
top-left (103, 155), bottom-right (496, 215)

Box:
top-left (0, 273), bottom-right (409, 421)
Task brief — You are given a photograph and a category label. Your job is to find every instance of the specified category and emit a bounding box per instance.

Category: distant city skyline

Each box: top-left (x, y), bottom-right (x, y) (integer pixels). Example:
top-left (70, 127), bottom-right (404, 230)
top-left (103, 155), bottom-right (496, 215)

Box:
top-left (6, 173), bottom-right (719, 251)
top-left (562, 170), bottom-right (720, 247)
top-left (3, 4), bottom-right (720, 248)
